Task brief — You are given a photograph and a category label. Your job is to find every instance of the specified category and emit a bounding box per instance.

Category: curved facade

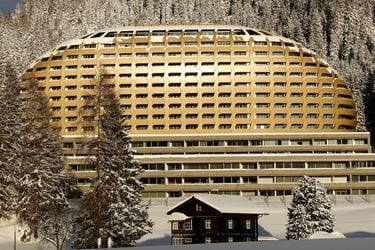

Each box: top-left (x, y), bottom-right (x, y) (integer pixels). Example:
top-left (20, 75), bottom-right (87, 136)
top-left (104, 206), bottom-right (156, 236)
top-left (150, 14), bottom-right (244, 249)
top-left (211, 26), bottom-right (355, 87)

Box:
top-left (24, 25), bottom-right (356, 135)
top-left (23, 25), bottom-right (375, 198)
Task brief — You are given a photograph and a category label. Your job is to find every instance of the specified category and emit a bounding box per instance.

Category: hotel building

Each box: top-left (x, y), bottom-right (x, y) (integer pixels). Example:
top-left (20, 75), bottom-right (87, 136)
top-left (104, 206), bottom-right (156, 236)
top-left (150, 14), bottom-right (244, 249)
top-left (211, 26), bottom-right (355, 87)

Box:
top-left (23, 25), bottom-right (375, 197)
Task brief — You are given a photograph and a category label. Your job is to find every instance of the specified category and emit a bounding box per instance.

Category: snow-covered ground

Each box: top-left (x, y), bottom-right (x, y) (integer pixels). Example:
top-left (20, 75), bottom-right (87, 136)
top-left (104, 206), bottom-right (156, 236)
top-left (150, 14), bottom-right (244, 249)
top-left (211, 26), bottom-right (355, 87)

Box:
top-left (1, 195), bottom-right (375, 249)
top-left (138, 195), bottom-right (375, 246)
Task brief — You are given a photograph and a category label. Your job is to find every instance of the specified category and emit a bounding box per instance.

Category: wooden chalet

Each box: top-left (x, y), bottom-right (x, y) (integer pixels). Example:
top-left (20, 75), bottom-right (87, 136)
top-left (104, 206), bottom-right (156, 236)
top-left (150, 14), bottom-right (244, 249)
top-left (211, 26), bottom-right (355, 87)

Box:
top-left (166, 194), bottom-right (268, 245)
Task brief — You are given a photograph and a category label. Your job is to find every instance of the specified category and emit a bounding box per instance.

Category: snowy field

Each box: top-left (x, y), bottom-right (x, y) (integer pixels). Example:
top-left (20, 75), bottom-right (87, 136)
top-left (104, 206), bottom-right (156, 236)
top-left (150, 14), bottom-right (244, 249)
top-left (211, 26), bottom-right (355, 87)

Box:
top-left (138, 195), bottom-right (375, 246)
top-left (1, 195), bottom-right (375, 249)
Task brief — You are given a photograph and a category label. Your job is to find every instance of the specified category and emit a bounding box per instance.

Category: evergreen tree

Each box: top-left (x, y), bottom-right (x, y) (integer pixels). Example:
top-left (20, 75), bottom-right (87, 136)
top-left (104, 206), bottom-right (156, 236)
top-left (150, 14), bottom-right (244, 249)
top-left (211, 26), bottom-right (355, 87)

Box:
top-left (39, 198), bottom-right (73, 250)
top-left (0, 63), bottom-right (22, 219)
top-left (286, 176), bottom-right (335, 240)
top-left (17, 80), bottom-right (71, 240)
top-left (73, 72), bottom-right (153, 249)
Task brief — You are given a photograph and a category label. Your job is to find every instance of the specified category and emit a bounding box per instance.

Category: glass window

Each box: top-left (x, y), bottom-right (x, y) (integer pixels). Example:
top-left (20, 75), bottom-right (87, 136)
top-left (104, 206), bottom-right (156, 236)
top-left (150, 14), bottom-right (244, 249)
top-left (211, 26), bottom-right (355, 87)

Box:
top-left (245, 220), bottom-right (252, 229)
top-left (184, 220), bottom-right (192, 230)
top-left (227, 219), bottom-right (233, 229)
top-left (205, 220), bottom-right (211, 229)
top-left (172, 237), bottom-right (184, 245)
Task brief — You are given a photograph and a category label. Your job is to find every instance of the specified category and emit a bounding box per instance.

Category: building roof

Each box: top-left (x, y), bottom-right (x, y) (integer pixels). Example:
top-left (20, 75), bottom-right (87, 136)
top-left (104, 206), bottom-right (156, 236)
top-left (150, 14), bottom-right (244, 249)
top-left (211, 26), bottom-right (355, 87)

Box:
top-left (168, 212), bottom-right (191, 221)
top-left (167, 194), bottom-right (268, 215)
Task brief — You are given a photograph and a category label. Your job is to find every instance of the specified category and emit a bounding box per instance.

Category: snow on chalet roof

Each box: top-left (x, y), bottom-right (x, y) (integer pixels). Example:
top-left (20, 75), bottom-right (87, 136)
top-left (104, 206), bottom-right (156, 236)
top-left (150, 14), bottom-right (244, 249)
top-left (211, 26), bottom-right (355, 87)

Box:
top-left (167, 194), bottom-right (268, 215)
top-left (168, 212), bottom-right (191, 222)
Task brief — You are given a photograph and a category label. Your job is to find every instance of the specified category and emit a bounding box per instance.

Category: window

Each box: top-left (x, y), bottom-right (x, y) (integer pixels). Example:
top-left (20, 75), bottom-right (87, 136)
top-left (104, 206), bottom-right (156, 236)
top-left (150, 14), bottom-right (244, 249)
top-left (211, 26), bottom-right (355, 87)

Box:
top-left (307, 93), bottom-right (318, 98)
top-left (67, 55), bottom-right (78, 60)
top-left (254, 41), bottom-right (267, 46)
top-left (219, 103), bottom-right (231, 108)
top-left (185, 238), bottom-right (192, 244)
top-left (256, 103), bottom-right (269, 108)
top-left (50, 76), bottom-right (61, 81)
top-left (274, 82), bottom-right (286, 87)
top-left (291, 93), bottom-right (303, 97)
top-left (255, 82), bottom-right (270, 87)
top-left (256, 113), bottom-right (270, 118)
top-left (136, 115), bottom-right (148, 120)
top-left (272, 51), bottom-right (284, 56)
top-left (227, 219), bottom-right (234, 229)
top-left (289, 52), bottom-right (300, 57)
top-left (172, 237), bottom-right (184, 245)
top-left (291, 124), bottom-right (303, 129)
top-left (202, 114), bottom-right (215, 119)
top-left (307, 124), bottom-right (319, 129)
top-left (256, 124), bottom-right (270, 129)
top-left (202, 103), bottom-right (214, 108)
top-left (205, 220), bottom-right (211, 229)
top-left (290, 103), bottom-right (302, 108)
top-left (153, 114), bottom-right (165, 120)
top-left (49, 96), bottom-right (61, 101)
top-left (307, 82), bottom-right (318, 88)
top-left (291, 113), bottom-right (303, 118)
top-left (219, 124), bottom-right (232, 129)
top-left (51, 56), bottom-right (62, 61)
top-left (322, 83), bottom-right (333, 88)
top-left (274, 113), bottom-right (287, 118)
top-left (254, 51), bottom-right (268, 56)
top-left (307, 114), bottom-right (318, 119)
top-left (81, 64), bottom-right (95, 69)
top-left (205, 237), bottom-right (211, 244)
top-left (82, 54), bottom-right (95, 59)
top-left (323, 103), bottom-right (334, 109)
top-left (65, 96), bottom-right (77, 101)
top-left (184, 220), bottom-right (192, 230)
top-left (65, 127), bottom-right (77, 132)
top-left (275, 124), bottom-right (287, 129)
top-left (186, 114), bottom-right (198, 119)
top-left (186, 124), bottom-right (198, 129)
top-left (256, 92), bottom-right (270, 97)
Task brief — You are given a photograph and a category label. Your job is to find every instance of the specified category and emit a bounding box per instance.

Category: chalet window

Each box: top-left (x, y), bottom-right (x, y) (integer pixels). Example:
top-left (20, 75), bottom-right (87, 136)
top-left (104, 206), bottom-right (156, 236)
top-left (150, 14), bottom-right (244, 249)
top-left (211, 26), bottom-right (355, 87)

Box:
top-left (172, 237), bottom-right (184, 245)
top-left (184, 220), bottom-right (192, 230)
top-left (185, 238), bottom-right (192, 244)
top-left (245, 220), bottom-right (252, 229)
top-left (172, 221), bottom-right (179, 230)
top-left (205, 219), bottom-right (211, 229)
top-left (195, 204), bottom-right (202, 211)
top-left (226, 219), bottom-right (234, 229)
top-left (205, 237), bottom-right (211, 243)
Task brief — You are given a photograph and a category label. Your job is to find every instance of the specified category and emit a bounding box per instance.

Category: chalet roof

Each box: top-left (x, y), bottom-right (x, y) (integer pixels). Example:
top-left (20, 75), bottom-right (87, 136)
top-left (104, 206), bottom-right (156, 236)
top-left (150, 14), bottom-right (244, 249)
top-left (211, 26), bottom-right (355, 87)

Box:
top-left (168, 212), bottom-right (191, 221)
top-left (167, 194), bottom-right (268, 215)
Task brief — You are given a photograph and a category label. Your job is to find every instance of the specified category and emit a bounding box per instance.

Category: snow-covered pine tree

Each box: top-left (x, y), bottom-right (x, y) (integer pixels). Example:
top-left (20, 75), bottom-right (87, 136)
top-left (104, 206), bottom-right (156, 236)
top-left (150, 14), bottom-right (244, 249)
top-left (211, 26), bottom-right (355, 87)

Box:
top-left (39, 197), bottom-right (73, 250)
top-left (17, 79), bottom-right (71, 240)
top-left (286, 204), bottom-right (311, 240)
top-left (73, 70), bottom-right (153, 249)
top-left (286, 176), bottom-right (335, 240)
top-left (0, 63), bottom-right (22, 219)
